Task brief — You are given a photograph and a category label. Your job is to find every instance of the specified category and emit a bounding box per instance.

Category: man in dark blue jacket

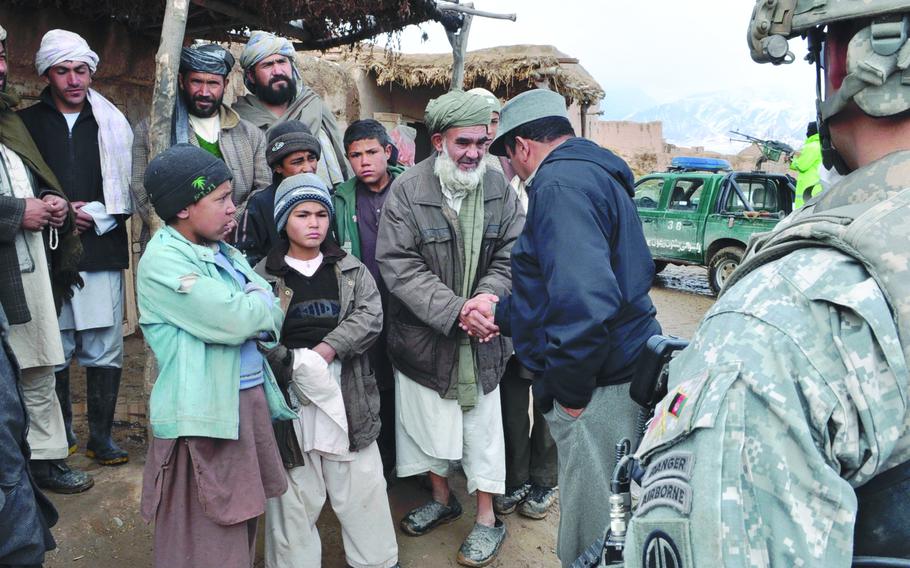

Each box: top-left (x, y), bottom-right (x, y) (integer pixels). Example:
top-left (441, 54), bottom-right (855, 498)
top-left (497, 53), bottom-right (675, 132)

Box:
top-left (0, 302), bottom-right (59, 566)
top-left (460, 89), bottom-right (661, 566)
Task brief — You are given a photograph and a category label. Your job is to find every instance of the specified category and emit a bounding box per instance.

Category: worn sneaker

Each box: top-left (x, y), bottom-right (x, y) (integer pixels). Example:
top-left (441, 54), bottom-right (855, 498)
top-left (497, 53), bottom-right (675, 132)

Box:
top-left (400, 494), bottom-right (463, 536)
top-left (493, 480), bottom-right (531, 515)
top-left (456, 518), bottom-right (507, 567)
top-left (518, 484), bottom-right (558, 519)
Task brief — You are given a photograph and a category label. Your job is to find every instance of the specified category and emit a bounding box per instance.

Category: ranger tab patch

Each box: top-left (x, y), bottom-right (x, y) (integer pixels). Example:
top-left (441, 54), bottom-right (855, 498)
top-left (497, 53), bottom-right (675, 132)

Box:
top-left (642, 451), bottom-right (695, 487)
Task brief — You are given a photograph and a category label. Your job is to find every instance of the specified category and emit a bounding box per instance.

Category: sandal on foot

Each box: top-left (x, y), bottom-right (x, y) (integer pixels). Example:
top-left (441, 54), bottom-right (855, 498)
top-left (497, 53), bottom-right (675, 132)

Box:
top-left (456, 518), bottom-right (506, 567)
top-left (400, 494), bottom-right (463, 536)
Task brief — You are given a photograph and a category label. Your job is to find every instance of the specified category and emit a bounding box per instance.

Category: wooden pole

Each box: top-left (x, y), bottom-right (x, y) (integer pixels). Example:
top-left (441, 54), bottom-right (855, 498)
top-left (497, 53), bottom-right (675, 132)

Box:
top-left (148, 0), bottom-right (190, 182)
top-left (143, 0), bottom-right (189, 438)
top-left (447, 13), bottom-right (473, 91)
top-left (580, 102), bottom-right (589, 138)
top-left (441, 2), bottom-right (516, 91)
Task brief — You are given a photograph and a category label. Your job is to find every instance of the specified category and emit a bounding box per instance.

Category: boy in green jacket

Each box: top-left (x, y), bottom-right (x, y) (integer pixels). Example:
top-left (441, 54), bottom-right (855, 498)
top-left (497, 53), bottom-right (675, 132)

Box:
top-left (136, 144), bottom-right (295, 568)
top-left (332, 118), bottom-right (405, 475)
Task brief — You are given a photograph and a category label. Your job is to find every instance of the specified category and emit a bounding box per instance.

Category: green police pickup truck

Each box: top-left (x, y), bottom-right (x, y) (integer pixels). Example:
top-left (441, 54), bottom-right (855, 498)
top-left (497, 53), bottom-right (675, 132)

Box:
top-left (634, 157), bottom-right (795, 294)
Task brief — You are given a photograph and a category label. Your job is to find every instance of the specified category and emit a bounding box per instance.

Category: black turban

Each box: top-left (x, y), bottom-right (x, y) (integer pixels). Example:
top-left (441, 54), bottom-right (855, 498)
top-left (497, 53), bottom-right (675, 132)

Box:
top-left (180, 44), bottom-right (235, 76)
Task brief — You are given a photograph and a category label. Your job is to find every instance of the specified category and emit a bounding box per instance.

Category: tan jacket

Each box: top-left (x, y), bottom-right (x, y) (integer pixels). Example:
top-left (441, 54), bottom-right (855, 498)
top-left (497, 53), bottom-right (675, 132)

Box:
top-left (130, 105), bottom-right (270, 226)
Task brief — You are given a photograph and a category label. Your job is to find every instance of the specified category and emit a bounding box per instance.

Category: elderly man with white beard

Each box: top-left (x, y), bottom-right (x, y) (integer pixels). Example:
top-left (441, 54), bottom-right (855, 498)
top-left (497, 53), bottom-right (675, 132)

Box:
top-left (376, 90), bottom-right (524, 567)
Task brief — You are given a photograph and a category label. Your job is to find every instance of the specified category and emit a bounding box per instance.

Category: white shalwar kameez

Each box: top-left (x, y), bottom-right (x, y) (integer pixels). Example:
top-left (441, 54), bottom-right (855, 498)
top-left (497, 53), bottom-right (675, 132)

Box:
top-left (0, 143), bottom-right (67, 459)
top-left (264, 329), bottom-right (397, 568)
top-left (394, 371), bottom-right (505, 495)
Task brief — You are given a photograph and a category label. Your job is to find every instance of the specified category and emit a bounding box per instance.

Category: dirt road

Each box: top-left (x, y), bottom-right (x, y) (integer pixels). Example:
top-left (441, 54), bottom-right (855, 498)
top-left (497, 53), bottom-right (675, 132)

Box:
top-left (43, 267), bottom-right (713, 568)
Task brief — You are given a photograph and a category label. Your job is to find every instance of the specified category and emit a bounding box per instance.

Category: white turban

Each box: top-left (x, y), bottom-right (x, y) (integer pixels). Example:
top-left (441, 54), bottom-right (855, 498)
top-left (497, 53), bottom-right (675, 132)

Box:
top-left (467, 87), bottom-right (502, 114)
top-left (0, 25), bottom-right (7, 43)
top-left (35, 29), bottom-right (99, 76)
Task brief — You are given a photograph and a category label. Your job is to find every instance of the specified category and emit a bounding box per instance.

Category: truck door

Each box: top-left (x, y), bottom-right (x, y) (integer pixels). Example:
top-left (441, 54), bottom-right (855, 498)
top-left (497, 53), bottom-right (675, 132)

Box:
top-left (653, 177), bottom-right (706, 263)
top-left (633, 176), bottom-right (666, 255)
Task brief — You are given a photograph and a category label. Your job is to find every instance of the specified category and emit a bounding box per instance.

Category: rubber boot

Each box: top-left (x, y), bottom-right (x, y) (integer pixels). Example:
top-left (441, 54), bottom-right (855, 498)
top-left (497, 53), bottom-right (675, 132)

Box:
top-left (84, 367), bottom-right (129, 466)
top-left (30, 458), bottom-right (94, 494)
top-left (54, 367), bottom-right (78, 455)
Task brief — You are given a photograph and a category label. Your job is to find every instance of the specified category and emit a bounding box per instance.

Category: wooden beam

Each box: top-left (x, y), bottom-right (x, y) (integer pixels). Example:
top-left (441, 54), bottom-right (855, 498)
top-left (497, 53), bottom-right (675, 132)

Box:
top-left (190, 0), bottom-right (313, 43)
top-left (442, 2), bottom-right (516, 91)
top-left (185, 22), bottom-right (240, 37)
top-left (435, 1), bottom-right (516, 21)
top-left (143, 0), bottom-right (190, 438)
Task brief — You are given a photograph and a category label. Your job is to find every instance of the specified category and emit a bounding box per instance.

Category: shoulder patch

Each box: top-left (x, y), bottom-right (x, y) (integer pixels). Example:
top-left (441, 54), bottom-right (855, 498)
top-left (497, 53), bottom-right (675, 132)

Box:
top-left (637, 478), bottom-right (692, 516)
top-left (643, 530), bottom-right (684, 568)
top-left (642, 451), bottom-right (695, 487)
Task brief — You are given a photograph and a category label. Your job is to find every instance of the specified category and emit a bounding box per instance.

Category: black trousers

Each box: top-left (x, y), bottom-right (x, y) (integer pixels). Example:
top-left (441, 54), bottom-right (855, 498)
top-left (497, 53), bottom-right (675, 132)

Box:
top-left (500, 357), bottom-right (558, 489)
top-left (371, 328), bottom-right (396, 476)
top-left (0, 323), bottom-right (57, 566)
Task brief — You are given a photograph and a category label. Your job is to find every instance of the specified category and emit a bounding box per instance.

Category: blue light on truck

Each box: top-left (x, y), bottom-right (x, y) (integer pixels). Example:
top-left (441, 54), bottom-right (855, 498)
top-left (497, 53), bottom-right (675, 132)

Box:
top-left (669, 157), bottom-right (733, 172)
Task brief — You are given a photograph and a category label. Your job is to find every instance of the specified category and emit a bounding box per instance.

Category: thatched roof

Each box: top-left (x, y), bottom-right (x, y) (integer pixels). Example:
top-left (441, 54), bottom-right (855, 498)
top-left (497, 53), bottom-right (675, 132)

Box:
top-left (9, 0), bottom-right (462, 50)
top-left (357, 44), bottom-right (604, 105)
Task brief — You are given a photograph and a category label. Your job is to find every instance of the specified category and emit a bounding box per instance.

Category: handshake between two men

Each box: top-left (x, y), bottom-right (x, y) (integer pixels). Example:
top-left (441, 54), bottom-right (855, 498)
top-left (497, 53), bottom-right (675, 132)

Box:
top-left (459, 292), bottom-right (587, 420)
top-left (459, 293), bottom-right (501, 343)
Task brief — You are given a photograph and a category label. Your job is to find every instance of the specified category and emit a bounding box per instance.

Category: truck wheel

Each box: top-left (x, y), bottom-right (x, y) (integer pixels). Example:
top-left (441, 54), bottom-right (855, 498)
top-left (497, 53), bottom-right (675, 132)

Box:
top-left (654, 261), bottom-right (667, 274)
top-left (708, 246), bottom-right (744, 295)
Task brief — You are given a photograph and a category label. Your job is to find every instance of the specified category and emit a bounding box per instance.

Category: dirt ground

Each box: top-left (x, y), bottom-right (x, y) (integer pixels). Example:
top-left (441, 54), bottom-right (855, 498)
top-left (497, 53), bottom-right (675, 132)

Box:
top-left (43, 265), bottom-right (714, 568)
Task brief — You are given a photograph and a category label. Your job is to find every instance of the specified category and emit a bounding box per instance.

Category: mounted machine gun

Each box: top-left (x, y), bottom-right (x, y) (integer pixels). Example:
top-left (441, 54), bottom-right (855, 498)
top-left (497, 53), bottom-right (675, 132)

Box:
top-left (729, 130), bottom-right (795, 171)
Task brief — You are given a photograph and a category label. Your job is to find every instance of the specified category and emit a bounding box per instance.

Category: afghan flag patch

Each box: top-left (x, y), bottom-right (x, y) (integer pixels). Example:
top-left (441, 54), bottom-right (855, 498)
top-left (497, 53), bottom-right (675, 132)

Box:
top-left (668, 391), bottom-right (688, 417)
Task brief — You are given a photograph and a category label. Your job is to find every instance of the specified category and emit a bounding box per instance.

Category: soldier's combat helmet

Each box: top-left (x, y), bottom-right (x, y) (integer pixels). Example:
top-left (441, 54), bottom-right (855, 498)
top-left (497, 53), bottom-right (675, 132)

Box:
top-left (747, 0), bottom-right (910, 171)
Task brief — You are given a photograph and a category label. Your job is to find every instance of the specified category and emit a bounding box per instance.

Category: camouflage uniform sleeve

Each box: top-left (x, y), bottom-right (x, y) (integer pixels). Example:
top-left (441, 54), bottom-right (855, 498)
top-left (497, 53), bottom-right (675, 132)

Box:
top-left (624, 248), bottom-right (909, 568)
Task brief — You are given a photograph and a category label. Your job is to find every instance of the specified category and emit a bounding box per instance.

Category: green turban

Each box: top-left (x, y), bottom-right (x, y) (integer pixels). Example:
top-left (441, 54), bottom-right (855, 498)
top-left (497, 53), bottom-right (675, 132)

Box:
top-left (425, 90), bottom-right (492, 134)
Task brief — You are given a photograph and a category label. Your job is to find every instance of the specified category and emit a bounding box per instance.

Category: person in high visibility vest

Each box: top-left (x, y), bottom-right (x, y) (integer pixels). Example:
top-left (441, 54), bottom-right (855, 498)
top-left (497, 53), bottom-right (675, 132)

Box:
top-left (790, 121), bottom-right (822, 208)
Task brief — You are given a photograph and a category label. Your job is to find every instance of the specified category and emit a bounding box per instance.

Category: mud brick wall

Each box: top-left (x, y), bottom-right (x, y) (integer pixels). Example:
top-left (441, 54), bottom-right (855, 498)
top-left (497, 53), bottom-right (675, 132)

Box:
top-left (0, 6), bottom-right (158, 122)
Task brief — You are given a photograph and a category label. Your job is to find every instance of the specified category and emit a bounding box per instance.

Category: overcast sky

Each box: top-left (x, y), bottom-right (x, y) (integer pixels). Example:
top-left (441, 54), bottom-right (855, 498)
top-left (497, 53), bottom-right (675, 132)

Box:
top-left (384, 0), bottom-right (817, 114)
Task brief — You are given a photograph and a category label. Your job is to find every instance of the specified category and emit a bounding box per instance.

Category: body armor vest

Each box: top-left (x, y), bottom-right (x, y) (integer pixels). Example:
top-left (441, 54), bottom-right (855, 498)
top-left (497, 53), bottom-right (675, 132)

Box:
top-left (725, 150), bottom-right (910, 558)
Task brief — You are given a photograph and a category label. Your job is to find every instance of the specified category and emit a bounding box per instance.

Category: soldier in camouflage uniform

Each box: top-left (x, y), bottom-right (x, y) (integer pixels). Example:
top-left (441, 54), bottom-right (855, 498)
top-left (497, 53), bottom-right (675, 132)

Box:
top-left (624, 2), bottom-right (910, 567)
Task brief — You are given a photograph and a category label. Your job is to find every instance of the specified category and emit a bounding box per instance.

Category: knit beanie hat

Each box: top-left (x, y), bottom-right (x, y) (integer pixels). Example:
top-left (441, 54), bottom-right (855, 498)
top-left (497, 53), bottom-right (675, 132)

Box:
top-left (266, 120), bottom-right (321, 168)
top-left (273, 173), bottom-right (335, 234)
top-left (144, 143), bottom-right (233, 220)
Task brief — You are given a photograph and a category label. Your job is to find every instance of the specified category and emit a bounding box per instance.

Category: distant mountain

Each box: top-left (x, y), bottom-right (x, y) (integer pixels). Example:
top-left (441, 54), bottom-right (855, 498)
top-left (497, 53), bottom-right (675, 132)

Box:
top-left (625, 87), bottom-right (815, 154)
top-left (599, 87), bottom-right (658, 121)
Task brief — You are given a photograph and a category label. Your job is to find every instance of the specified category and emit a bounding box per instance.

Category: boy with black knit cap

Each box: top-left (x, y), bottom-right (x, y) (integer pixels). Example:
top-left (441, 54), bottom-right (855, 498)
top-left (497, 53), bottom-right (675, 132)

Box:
top-left (236, 120), bottom-right (321, 266)
top-left (137, 143), bottom-right (295, 568)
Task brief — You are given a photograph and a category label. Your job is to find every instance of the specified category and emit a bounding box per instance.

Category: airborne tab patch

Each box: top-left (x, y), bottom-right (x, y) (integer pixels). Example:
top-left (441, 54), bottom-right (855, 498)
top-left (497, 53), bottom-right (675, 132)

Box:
top-left (637, 478), bottom-right (693, 516)
top-left (642, 451), bottom-right (695, 487)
